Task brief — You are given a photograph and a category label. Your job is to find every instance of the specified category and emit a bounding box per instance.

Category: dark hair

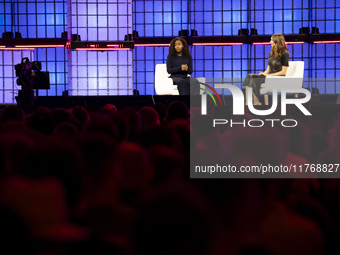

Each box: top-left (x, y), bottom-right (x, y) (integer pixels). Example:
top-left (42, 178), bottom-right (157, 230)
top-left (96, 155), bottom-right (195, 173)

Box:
top-left (167, 101), bottom-right (189, 122)
top-left (169, 37), bottom-right (191, 58)
top-left (0, 105), bottom-right (25, 124)
top-left (270, 33), bottom-right (289, 59)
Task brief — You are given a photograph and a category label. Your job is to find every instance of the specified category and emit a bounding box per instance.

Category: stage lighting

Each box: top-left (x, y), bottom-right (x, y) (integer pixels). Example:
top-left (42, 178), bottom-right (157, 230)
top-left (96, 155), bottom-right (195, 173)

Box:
top-left (191, 29), bottom-right (198, 36)
top-left (61, 31), bottom-right (68, 39)
top-left (238, 29), bottom-right (249, 35)
top-left (2, 32), bottom-right (13, 39)
top-left (299, 27), bottom-right (310, 34)
top-left (250, 28), bottom-right (258, 35)
top-left (133, 30), bottom-right (139, 38)
top-left (15, 32), bottom-right (22, 39)
top-left (71, 34), bottom-right (81, 41)
top-left (178, 30), bottom-right (189, 36)
top-left (124, 34), bottom-right (133, 41)
top-left (312, 27), bottom-right (319, 34)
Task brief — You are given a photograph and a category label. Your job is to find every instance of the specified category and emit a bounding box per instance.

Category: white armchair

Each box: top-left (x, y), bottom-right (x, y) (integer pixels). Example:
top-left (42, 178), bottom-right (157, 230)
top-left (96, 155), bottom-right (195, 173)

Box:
top-left (154, 64), bottom-right (205, 95)
top-left (260, 61), bottom-right (305, 105)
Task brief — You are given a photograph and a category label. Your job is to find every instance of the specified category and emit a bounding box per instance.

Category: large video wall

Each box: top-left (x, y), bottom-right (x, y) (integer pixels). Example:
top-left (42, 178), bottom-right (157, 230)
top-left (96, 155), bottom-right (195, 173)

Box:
top-left (133, 0), bottom-right (340, 95)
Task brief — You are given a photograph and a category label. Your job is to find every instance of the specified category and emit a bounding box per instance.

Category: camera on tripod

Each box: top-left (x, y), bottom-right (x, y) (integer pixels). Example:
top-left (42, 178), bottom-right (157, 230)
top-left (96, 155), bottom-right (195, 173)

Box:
top-left (15, 58), bottom-right (50, 108)
top-left (15, 57), bottom-right (50, 89)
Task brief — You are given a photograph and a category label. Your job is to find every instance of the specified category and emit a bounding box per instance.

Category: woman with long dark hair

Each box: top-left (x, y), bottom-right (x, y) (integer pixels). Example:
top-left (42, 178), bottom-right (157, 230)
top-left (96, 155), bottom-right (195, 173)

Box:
top-left (244, 33), bottom-right (289, 105)
top-left (166, 37), bottom-right (200, 95)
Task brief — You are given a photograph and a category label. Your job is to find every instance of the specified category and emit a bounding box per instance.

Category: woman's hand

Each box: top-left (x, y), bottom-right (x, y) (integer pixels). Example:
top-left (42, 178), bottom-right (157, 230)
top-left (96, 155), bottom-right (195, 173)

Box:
top-left (262, 66), bottom-right (288, 76)
top-left (181, 64), bottom-right (188, 71)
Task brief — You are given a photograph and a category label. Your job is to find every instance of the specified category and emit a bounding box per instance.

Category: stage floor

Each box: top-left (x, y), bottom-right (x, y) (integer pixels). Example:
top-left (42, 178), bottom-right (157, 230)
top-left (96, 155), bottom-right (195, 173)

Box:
top-left (31, 94), bottom-right (340, 109)
top-left (1, 94), bottom-right (339, 116)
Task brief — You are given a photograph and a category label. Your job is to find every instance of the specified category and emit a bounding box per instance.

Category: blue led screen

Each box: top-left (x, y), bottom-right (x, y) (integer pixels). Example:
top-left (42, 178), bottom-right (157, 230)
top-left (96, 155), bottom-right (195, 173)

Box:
top-left (11, 0), bottom-right (67, 39)
top-left (68, 0), bottom-right (133, 95)
top-left (133, 0), bottom-right (340, 95)
top-left (1, 0), bottom-right (340, 101)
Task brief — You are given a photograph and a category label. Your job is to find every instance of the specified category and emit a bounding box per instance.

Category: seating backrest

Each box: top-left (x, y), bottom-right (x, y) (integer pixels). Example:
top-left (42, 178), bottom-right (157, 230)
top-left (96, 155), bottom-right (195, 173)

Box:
top-left (286, 61), bottom-right (304, 77)
top-left (155, 64), bottom-right (170, 81)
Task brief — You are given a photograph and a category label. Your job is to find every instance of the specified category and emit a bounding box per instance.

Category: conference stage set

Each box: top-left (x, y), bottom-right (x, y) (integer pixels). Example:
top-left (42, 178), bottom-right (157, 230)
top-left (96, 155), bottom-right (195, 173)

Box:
top-left (0, 0), bottom-right (339, 111)
top-left (2, 1), bottom-right (340, 254)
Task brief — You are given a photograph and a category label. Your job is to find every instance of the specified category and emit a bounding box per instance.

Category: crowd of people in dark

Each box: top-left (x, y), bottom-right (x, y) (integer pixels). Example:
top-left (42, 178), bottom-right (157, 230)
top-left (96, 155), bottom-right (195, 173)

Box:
top-left (0, 101), bottom-right (340, 255)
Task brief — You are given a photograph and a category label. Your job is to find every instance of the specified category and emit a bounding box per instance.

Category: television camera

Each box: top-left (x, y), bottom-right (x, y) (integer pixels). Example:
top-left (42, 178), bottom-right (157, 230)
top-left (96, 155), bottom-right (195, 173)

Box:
top-left (15, 58), bottom-right (50, 108)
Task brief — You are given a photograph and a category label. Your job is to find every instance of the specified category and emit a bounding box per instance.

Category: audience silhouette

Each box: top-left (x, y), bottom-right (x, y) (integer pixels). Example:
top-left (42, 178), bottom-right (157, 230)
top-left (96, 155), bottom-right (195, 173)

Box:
top-left (0, 102), bottom-right (338, 255)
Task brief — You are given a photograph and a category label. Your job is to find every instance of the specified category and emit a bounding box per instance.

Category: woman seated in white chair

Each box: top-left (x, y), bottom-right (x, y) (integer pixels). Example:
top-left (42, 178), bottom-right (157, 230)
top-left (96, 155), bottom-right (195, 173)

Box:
top-left (244, 33), bottom-right (289, 105)
top-left (166, 37), bottom-right (200, 95)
